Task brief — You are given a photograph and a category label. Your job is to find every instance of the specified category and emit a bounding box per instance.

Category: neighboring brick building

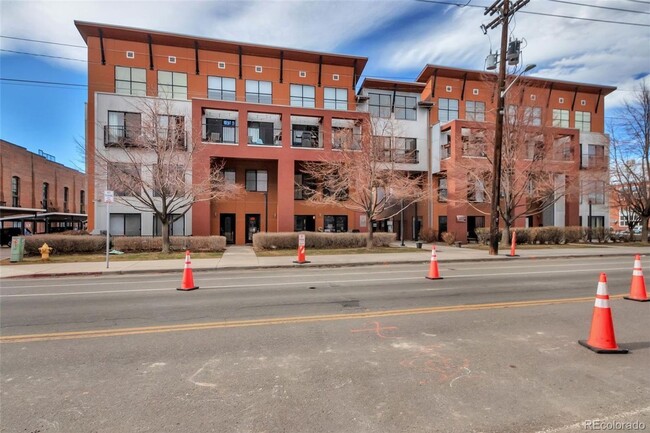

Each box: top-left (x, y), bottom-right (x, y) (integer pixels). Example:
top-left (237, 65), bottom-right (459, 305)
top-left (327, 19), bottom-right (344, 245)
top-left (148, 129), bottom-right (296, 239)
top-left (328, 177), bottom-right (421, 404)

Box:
top-left (75, 22), bottom-right (615, 244)
top-left (0, 140), bottom-right (87, 233)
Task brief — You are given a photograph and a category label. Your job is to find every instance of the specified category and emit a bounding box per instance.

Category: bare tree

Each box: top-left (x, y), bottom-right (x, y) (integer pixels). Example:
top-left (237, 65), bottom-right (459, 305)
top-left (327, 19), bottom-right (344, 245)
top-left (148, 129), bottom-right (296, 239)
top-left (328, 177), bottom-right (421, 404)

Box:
top-left (445, 87), bottom-right (578, 245)
top-left (97, 97), bottom-right (242, 253)
top-left (299, 118), bottom-right (428, 248)
top-left (610, 80), bottom-right (650, 242)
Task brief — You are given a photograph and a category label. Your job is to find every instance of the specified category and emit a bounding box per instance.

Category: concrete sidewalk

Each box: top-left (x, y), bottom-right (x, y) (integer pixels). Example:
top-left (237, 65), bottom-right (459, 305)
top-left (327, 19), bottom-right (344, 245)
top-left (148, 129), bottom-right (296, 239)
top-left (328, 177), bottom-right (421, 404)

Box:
top-left (0, 242), bottom-right (647, 279)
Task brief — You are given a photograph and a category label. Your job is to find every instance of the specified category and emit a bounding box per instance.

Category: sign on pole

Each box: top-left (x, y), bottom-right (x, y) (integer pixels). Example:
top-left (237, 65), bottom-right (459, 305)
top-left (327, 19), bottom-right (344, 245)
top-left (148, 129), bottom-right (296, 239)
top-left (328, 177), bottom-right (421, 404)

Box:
top-left (298, 233), bottom-right (305, 247)
top-left (104, 190), bottom-right (114, 203)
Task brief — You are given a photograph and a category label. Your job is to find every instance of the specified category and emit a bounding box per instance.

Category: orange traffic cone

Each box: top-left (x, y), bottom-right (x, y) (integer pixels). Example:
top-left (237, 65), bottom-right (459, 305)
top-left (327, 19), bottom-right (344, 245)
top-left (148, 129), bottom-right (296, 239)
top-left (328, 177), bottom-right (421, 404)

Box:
top-left (624, 255), bottom-right (649, 302)
top-left (507, 230), bottom-right (519, 257)
top-left (425, 246), bottom-right (443, 280)
top-left (293, 244), bottom-right (310, 264)
top-left (579, 273), bottom-right (627, 353)
top-left (177, 250), bottom-right (199, 291)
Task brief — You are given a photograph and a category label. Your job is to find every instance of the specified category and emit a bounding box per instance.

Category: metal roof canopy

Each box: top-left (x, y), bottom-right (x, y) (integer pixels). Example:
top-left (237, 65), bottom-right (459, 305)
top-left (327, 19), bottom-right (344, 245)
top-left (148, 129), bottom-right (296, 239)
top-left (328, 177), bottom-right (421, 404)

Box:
top-left (0, 206), bottom-right (45, 219)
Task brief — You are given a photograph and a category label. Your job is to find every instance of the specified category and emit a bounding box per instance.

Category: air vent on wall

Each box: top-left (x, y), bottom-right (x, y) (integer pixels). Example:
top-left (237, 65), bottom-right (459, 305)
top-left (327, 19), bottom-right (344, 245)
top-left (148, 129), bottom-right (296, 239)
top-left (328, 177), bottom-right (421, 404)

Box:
top-left (126, 51), bottom-right (135, 59)
top-left (168, 56), bottom-right (176, 64)
top-left (530, 94), bottom-right (536, 101)
top-left (446, 85), bottom-right (452, 93)
top-left (559, 97), bottom-right (564, 104)
top-left (472, 89), bottom-right (479, 95)
top-left (218, 61), bottom-right (226, 69)
top-left (299, 71), bottom-right (307, 78)
top-left (332, 74), bottom-right (340, 81)
top-left (581, 100), bottom-right (586, 106)
top-left (255, 65), bottom-right (263, 73)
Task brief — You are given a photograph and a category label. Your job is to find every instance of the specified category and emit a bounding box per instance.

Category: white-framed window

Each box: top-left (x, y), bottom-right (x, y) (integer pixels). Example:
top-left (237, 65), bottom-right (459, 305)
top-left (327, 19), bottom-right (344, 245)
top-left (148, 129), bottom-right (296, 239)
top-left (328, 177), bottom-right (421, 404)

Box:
top-left (115, 66), bottom-right (146, 96)
top-left (395, 95), bottom-right (417, 120)
top-left (439, 98), bottom-right (459, 122)
top-left (290, 84), bottom-right (316, 108)
top-left (324, 87), bottom-right (348, 110)
top-left (466, 100), bottom-right (485, 122)
top-left (245, 80), bottom-right (272, 104)
top-left (245, 170), bottom-right (268, 192)
top-left (158, 71), bottom-right (187, 100)
top-left (208, 76), bottom-right (236, 101)
top-left (575, 111), bottom-right (591, 132)
top-left (369, 93), bottom-right (391, 118)
top-left (553, 109), bottom-right (569, 127)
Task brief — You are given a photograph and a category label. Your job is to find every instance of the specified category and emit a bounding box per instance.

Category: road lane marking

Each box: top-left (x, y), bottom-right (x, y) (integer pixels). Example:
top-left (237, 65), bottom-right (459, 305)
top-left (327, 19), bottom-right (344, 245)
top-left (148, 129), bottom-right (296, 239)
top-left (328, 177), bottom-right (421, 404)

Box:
top-left (0, 266), bottom-right (631, 297)
top-left (0, 294), bottom-right (625, 343)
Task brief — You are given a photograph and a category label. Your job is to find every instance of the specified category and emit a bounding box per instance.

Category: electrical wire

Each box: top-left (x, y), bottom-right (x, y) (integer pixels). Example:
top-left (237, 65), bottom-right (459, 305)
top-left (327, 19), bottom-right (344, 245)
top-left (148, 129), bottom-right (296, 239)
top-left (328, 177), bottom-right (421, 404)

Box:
top-left (0, 49), bottom-right (87, 62)
top-left (545, 0), bottom-right (650, 15)
top-left (0, 35), bottom-right (87, 48)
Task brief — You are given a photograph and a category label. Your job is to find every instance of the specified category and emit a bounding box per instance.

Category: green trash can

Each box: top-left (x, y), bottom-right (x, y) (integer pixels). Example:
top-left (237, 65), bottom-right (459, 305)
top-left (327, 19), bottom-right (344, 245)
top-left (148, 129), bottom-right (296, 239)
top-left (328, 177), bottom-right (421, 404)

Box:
top-left (10, 236), bottom-right (25, 262)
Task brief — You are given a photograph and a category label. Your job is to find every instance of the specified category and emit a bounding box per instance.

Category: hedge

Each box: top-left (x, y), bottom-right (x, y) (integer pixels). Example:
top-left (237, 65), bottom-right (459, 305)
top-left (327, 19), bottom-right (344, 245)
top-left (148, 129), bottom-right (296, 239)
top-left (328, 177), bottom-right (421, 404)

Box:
top-left (23, 235), bottom-right (225, 255)
top-left (473, 226), bottom-right (619, 245)
top-left (253, 232), bottom-right (396, 250)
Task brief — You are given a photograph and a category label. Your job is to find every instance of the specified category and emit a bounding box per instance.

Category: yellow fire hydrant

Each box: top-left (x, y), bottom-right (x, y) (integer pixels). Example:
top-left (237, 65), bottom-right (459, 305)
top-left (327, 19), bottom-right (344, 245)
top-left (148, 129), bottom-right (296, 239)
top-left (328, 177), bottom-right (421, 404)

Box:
top-left (38, 243), bottom-right (53, 261)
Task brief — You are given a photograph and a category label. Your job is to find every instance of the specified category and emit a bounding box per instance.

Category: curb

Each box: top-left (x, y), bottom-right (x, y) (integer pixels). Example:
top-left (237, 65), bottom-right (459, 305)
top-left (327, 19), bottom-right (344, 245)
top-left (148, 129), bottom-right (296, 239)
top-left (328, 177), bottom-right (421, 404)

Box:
top-left (1, 252), bottom-right (644, 279)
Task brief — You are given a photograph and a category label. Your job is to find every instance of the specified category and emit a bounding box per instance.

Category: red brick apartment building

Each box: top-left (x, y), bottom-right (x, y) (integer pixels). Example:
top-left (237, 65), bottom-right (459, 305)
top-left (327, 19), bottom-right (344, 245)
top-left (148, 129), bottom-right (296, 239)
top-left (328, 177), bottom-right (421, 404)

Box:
top-left (76, 21), bottom-right (615, 244)
top-left (0, 140), bottom-right (87, 234)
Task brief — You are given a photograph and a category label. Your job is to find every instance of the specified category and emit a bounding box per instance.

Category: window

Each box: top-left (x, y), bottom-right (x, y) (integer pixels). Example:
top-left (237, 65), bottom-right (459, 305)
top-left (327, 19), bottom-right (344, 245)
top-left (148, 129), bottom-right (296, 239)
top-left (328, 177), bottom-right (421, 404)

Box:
top-left (292, 125), bottom-right (319, 147)
top-left (461, 128), bottom-right (487, 157)
top-left (369, 93), bottom-right (391, 118)
top-left (372, 136), bottom-right (392, 161)
top-left (332, 127), bottom-right (355, 149)
top-left (157, 115), bottom-right (186, 148)
top-left (206, 118), bottom-right (237, 143)
top-left (467, 175), bottom-right (487, 203)
top-left (394, 137), bottom-right (418, 163)
top-left (324, 87), bottom-right (348, 110)
top-left (575, 111), bottom-right (591, 132)
top-left (106, 111), bottom-right (141, 145)
top-left (438, 177), bottom-right (447, 202)
top-left (526, 138), bottom-right (545, 160)
top-left (223, 169), bottom-right (236, 184)
top-left (466, 101), bottom-right (485, 122)
top-left (115, 66), bottom-right (146, 96)
top-left (108, 162), bottom-right (141, 196)
top-left (80, 190), bottom-right (85, 214)
top-left (158, 71), bottom-right (187, 100)
top-left (246, 80), bottom-right (272, 104)
top-left (294, 173), bottom-right (315, 199)
top-left (11, 176), bottom-right (20, 207)
top-left (587, 144), bottom-right (605, 168)
top-left (63, 187), bottom-right (69, 212)
top-left (324, 215), bottom-right (348, 232)
top-left (586, 180), bottom-right (606, 205)
top-left (525, 107), bottom-right (542, 126)
top-left (245, 170), bottom-right (268, 192)
top-left (153, 164), bottom-right (184, 197)
top-left (41, 182), bottom-right (49, 209)
top-left (290, 84), bottom-right (315, 108)
top-left (438, 98), bottom-right (459, 122)
top-left (553, 109), bottom-right (569, 127)
top-left (248, 121), bottom-right (277, 145)
top-left (395, 95), bottom-right (417, 120)
top-left (553, 136), bottom-right (573, 161)
top-left (109, 214), bottom-right (141, 236)
top-left (506, 104), bottom-right (518, 124)
top-left (153, 214), bottom-right (184, 236)
top-left (208, 76), bottom-right (236, 101)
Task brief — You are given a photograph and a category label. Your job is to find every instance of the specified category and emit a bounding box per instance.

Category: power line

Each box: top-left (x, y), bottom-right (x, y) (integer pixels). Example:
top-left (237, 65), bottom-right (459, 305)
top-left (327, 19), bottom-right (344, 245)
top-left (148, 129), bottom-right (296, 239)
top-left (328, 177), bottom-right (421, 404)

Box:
top-left (545, 0), bottom-right (650, 15)
top-left (0, 49), bottom-right (86, 62)
top-left (0, 77), bottom-right (87, 87)
top-left (0, 35), bottom-right (87, 48)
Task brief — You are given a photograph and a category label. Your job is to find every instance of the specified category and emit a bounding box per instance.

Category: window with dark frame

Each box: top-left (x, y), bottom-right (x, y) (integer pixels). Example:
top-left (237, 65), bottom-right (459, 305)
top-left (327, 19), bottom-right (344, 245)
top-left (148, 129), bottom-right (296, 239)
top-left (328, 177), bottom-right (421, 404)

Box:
top-left (290, 84), bottom-right (316, 108)
top-left (108, 162), bottom-right (141, 196)
top-left (80, 190), bottom-right (85, 214)
top-left (466, 100), bottom-right (485, 121)
top-left (115, 66), bottom-right (146, 96)
top-left (395, 95), bottom-right (417, 120)
top-left (106, 111), bottom-right (141, 146)
top-left (245, 170), bottom-right (268, 192)
top-left (438, 98), bottom-right (459, 122)
top-left (369, 93), bottom-right (391, 118)
top-left (206, 118), bottom-right (237, 143)
top-left (109, 213), bottom-right (141, 236)
top-left (246, 80), bottom-right (272, 104)
top-left (324, 87), bottom-right (348, 110)
top-left (575, 111), bottom-right (591, 132)
top-left (153, 214), bottom-right (185, 236)
top-left (41, 182), bottom-right (49, 209)
top-left (525, 107), bottom-right (542, 126)
top-left (158, 70), bottom-right (187, 100)
top-left (552, 109), bottom-right (569, 127)
top-left (438, 177), bottom-right (447, 202)
top-left (63, 187), bottom-right (69, 212)
top-left (11, 176), bottom-right (20, 207)
top-left (207, 76), bottom-right (236, 101)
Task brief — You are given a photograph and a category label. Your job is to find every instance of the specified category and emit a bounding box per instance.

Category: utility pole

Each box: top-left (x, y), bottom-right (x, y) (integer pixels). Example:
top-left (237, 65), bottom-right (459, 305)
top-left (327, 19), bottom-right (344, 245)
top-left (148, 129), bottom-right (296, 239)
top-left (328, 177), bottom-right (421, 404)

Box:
top-left (482, 0), bottom-right (530, 255)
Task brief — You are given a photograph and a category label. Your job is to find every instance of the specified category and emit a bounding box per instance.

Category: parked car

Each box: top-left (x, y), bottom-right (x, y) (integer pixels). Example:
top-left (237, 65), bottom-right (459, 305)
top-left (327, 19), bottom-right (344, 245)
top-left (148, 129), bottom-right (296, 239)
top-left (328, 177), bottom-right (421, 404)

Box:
top-left (0, 227), bottom-right (22, 247)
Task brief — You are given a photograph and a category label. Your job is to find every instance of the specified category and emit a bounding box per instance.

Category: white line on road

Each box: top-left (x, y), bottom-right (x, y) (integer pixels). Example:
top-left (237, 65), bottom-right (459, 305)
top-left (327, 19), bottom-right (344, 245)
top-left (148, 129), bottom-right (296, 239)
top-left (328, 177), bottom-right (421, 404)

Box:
top-left (0, 266), bottom-right (630, 297)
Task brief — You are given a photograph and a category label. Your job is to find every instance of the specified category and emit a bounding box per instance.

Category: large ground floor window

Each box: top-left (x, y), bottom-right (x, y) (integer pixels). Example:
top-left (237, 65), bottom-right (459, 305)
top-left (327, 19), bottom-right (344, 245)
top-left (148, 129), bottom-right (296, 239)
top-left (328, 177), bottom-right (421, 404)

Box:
top-left (110, 213), bottom-right (141, 236)
top-left (153, 214), bottom-right (185, 236)
top-left (324, 215), bottom-right (348, 232)
top-left (295, 215), bottom-right (316, 232)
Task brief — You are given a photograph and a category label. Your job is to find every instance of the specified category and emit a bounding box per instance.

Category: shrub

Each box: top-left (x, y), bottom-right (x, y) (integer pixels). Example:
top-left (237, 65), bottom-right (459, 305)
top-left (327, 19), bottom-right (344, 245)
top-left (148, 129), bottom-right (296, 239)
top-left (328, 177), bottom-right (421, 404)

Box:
top-left (475, 228), bottom-right (490, 245)
top-left (113, 236), bottom-right (225, 252)
top-left (418, 227), bottom-right (437, 243)
top-left (252, 232), bottom-right (396, 250)
top-left (24, 235), bottom-right (106, 256)
top-left (563, 226), bottom-right (584, 244)
top-left (511, 228), bottom-right (530, 245)
top-left (441, 231), bottom-right (456, 246)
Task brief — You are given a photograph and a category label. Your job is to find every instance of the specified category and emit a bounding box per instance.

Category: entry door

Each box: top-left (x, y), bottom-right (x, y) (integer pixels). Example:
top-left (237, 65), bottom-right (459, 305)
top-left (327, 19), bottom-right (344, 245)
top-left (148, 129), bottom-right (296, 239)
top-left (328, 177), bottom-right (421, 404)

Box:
top-left (220, 213), bottom-right (236, 244)
top-left (245, 214), bottom-right (261, 243)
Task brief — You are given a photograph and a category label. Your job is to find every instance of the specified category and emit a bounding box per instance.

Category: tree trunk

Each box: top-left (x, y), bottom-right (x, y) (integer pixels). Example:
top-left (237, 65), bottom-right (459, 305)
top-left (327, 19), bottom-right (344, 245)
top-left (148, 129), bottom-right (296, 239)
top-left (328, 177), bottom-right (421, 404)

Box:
top-left (162, 219), bottom-right (170, 254)
top-left (366, 216), bottom-right (374, 249)
top-left (501, 224), bottom-right (511, 247)
top-left (642, 215), bottom-right (649, 243)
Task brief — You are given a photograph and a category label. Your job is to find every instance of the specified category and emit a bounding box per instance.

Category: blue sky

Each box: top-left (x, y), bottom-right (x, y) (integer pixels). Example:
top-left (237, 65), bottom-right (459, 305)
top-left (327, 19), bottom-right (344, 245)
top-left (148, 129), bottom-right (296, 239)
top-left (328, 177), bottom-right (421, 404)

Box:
top-left (1, 0), bottom-right (649, 170)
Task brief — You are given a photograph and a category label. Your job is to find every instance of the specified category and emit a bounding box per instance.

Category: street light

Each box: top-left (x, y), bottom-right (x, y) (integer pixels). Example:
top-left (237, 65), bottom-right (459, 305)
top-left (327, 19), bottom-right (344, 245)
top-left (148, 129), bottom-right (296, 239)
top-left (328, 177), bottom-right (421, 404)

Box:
top-left (488, 63), bottom-right (536, 255)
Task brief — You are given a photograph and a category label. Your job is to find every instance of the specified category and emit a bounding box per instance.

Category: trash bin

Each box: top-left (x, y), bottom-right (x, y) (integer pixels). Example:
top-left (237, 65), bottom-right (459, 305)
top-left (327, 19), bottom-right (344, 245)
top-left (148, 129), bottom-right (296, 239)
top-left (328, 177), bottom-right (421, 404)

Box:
top-left (10, 236), bottom-right (25, 262)
top-left (416, 242), bottom-right (423, 249)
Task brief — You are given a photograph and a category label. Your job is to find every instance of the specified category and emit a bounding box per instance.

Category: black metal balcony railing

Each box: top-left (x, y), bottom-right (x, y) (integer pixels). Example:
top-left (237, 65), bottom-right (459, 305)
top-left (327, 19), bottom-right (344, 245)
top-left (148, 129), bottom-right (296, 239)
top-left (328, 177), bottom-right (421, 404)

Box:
top-left (203, 125), bottom-right (239, 144)
top-left (291, 129), bottom-right (323, 148)
top-left (104, 125), bottom-right (187, 149)
top-left (248, 127), bottom-right (283, 146)
top-left (380, 149), bottom-right (420, 164)
top-left (441, 145), bottom-right (451, 159)
top-left (332, 133), bottom-right (362, 150)
top-left (587, 155), bottom-right (607, 169)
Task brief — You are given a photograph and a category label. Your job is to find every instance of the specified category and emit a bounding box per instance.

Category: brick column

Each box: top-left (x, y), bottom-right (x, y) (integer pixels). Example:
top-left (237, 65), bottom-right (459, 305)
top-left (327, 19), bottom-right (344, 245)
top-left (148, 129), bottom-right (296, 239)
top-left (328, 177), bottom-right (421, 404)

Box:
top-left (276, 157), bottom-right (295, 232)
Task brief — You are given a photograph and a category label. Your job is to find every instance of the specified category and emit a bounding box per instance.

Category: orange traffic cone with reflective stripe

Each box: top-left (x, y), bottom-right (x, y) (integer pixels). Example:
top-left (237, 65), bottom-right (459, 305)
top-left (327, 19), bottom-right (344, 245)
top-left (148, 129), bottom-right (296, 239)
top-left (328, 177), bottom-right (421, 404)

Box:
top-left (293, 244), bottom-right (310, 264)
top-left (507, 230), bottom-right (519, 257)
top-left (579, 273), bottom-right (627, 353)
top-left (177, 250), bottom-right (199, 291)
top-left (624, 255), bottom-right (649, 302)
top-left (425, 246), bottom-right (443, 280)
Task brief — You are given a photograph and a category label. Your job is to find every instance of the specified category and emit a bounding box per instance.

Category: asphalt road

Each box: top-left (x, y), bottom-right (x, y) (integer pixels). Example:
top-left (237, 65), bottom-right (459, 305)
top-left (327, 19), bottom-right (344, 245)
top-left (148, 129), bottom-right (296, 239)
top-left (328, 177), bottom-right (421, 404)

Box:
top-left (1, 256), bottom-right (649, 433)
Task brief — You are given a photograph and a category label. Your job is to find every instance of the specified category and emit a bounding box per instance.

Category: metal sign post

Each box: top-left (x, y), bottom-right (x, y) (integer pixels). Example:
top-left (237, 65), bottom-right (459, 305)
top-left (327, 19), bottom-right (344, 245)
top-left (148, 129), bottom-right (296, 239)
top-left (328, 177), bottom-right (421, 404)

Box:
top-left (104, 190), bottom-right (114, 269)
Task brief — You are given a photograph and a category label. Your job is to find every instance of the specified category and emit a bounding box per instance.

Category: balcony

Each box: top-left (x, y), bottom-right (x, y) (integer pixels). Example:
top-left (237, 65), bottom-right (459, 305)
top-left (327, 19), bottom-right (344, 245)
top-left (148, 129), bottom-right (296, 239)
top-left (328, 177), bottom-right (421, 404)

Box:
top-left (104, 125), bottom-right (187, 149)
top-left (332, 133), bottom-right (362, 151)
top-left (203, 124), bottom-right (238, 144)
top-left (248, 127), bottom-right (282, 146)
top-left (380, 149), bottom-right (419, 164)
top-left (441, 145), bottom-right (451, 159)
top-left (291, 127), bottom-right (323, 148)
top-left (586, 155), bottom-right (607, 169)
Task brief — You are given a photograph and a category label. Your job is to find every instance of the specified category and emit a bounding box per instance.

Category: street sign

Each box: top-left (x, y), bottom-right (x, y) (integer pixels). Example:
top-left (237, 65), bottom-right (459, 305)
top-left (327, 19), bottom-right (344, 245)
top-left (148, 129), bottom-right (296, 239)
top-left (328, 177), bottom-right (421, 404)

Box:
top-left (104, 190), bottom-right (114, 203)
top-left (298, 233), bottom-right (305, 247)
